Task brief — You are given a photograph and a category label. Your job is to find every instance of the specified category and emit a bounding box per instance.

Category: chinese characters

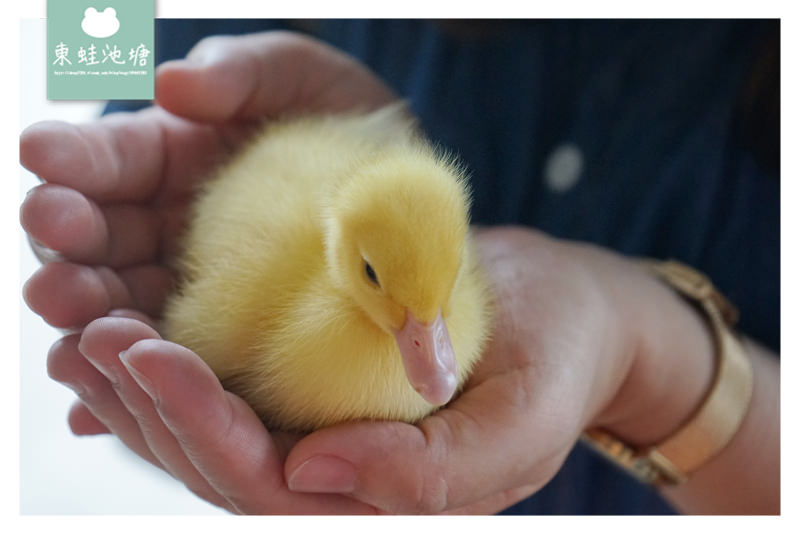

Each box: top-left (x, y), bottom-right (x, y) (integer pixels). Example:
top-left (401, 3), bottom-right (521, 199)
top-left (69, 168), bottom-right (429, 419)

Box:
top-left (52, 41), bottom-right (151, 67)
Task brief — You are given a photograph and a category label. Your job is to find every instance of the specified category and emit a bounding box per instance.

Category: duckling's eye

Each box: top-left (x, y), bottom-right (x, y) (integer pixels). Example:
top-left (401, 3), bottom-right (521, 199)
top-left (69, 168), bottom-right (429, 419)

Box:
top-left (364, 261), bottom-right (380, 287)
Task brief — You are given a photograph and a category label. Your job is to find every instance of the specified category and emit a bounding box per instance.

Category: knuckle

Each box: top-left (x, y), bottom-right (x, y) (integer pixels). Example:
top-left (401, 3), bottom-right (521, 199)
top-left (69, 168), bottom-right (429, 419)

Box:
top-left (269, 31), bottom-right (318, 54)
top-left (407, 429), bottom-right (450, 514)
top-left (45, 338), bottom-right (71, 381)
top-left (249, 29), bottom-right (316, 52)
top-left (107, 374), bottom-right (125, 396)
top-left (46, 335), bottom-right (89, 395)
top-left (411, 473), bottom-right (448, 514)
top-left (190, 34), bottom-right (232, 55)
top-left (189, 33), bottom-right (262, 61)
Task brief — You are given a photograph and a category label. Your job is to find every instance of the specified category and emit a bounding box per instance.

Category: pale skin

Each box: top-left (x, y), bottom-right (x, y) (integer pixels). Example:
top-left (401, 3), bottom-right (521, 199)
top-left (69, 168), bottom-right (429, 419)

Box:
top-left (20, 31), bottom-right (779, 515)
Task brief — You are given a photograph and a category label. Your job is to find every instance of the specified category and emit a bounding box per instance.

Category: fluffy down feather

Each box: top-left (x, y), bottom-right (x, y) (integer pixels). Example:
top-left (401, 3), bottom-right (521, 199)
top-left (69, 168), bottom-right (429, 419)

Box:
top-left (162, 105), bottom-right (491, 432)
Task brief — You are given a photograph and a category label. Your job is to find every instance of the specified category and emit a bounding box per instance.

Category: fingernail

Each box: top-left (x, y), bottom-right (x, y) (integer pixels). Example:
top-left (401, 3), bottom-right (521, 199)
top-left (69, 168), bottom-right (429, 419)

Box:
top-left (182, 50), bottom-right (219, 68)
top-left (119, 350), bottom-right (159, 405)
top-left (61, 380), bottom-right (87, 398)
top-left (29, 238), bottom-right (63, 262)
top-left (287, 455), bottom-right (357, 494)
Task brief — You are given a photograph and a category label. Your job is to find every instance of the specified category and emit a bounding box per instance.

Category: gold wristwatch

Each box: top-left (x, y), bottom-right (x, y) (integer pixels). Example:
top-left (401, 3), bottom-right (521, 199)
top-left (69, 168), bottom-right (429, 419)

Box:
top-left (582, 260), bottom-right (754, 486)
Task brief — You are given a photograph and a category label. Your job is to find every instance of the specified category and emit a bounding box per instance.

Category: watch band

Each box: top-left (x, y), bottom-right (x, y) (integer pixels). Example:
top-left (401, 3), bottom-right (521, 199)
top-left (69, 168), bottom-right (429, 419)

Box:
top-left (582, 259), bottom-right (754, 485)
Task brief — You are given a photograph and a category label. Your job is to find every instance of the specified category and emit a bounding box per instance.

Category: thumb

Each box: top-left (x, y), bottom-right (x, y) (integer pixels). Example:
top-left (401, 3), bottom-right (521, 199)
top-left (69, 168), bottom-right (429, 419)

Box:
top-left (284, 377), bottom-right (575, 514)
top-left (155, 31), bottom-right (396, 123)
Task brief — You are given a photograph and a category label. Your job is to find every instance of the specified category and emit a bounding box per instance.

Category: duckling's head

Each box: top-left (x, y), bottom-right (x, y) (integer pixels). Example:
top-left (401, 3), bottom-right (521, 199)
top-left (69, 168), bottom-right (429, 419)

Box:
top-left (324, 143), bottom-right (470, 406)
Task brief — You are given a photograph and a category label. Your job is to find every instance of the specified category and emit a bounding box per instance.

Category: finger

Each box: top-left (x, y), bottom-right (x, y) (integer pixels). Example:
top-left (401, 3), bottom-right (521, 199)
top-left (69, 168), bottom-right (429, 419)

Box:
top-left (19, 106), bottom-right (228, 204)
top-left (108, 308), bottom-right (160, 330)
top-left (23, 262), bottom-right (172, 327)
top-left (155, 31), bottom-right (396, 122)
top-left (46, 334), bottom-right (162, 466)
top-left (120, 339), bottom-right (377, 515)
top-left (21, 184), bottom-right (161, 268)
top-left (20, 184), bottom-right (106, 263)
top-left (67, 400), bottom-right (110, 435)
top-left (78, 318), bottom-right (233, 511)
top-left (24, 263), bottom-right (130, 328)
top-left (20, 112), bottom-right (163, 203)
top-left (285, 371), bottom-right (575, 514)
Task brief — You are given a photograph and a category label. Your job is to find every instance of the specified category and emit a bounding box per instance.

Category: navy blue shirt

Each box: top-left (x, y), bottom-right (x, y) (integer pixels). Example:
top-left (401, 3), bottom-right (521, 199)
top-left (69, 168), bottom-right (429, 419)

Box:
top-left (106, 19), bottom-right (779, 514)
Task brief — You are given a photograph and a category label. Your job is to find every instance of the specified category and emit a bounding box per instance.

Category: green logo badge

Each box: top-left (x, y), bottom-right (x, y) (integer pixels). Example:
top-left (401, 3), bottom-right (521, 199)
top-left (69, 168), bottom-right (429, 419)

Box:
top-left (47, 0), bottom-right (154, 100)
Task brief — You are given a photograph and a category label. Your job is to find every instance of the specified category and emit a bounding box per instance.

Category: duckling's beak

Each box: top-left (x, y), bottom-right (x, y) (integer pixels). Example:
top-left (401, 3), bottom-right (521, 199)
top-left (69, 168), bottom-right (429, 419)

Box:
top-left (393, 310), bottom-right (458, 406)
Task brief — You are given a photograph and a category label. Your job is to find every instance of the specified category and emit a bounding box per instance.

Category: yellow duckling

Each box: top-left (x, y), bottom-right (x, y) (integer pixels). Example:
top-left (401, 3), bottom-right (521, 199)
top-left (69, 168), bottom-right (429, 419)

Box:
top-left (162, 105), bottom-right (491, 432)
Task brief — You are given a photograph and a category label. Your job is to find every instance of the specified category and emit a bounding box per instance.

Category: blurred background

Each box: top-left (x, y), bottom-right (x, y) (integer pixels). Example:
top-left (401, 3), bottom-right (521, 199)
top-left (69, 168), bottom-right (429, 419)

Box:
top-left (19, 18), bottom-right (225, 515)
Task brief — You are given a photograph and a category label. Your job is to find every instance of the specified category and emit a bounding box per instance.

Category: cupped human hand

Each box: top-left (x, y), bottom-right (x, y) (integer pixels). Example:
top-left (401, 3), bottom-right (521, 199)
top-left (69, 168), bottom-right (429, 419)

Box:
top-left (20, 31), bottom-right (397, 514)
